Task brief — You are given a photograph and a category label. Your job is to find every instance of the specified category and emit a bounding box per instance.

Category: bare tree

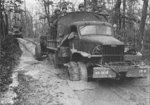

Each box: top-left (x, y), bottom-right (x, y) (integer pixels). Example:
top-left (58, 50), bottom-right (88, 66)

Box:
top-left (122, 0), bottom-right (126, 30)
top-left (92, 0), bottom-right (97, 11)
top-left (140, 0), bottom-right (149, 40)
top-left (140, 0), bottom-right (149, 51)
top-left (0, 0), bottom-right (7, 45)
top-left (112, 0), bottom-right (121, 29)
top-left (0, 0), bottom-right (2, 49)
top-left (42, 0), bottom-right (51, 28)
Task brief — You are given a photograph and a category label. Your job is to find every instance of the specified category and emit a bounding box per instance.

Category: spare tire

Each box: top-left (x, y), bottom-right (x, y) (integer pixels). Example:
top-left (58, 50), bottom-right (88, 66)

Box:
top-left (35, 44), bottom-right (42, 60)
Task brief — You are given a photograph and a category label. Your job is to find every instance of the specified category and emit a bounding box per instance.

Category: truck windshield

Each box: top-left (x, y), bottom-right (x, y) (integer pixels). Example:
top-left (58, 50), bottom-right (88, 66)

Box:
top-left (79, 25), bottom-right (112, 36)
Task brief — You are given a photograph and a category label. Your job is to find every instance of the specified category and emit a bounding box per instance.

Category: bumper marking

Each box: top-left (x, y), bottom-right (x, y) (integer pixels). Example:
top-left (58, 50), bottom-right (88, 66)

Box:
top-left (126, 67), bottom-right (148, 77)
top-left (92, 67), bottom-right (116, 78)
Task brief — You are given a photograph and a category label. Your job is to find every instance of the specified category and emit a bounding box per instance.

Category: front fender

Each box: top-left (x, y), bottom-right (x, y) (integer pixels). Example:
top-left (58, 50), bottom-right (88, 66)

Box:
top-left (126, 66), bottom-right (149, 77)
top-left (71, 49), bottom-right (91, 58)
top-left (71, 49), bottom-right (102, 58)
top-left (124, 52), bottom-right (142, 61)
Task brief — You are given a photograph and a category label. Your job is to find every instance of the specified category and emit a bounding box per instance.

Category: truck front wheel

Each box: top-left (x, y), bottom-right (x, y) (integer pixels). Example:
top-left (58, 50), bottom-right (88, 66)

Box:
top-left (67, 61), bottom-right (80, 81)
top-left (78, 62), bottom-right (88, 81)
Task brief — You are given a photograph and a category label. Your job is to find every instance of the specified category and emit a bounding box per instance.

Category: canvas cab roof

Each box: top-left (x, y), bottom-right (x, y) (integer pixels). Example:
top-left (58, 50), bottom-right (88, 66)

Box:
top-left (57, 12), bottom-right (108, 36)
top-left (70, 21), bottom-right (112, 27)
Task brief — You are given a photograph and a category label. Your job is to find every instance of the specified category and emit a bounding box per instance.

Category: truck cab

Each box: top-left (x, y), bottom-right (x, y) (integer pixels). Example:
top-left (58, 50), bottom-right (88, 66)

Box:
top-left (69, 21), bottom-right (124, 62)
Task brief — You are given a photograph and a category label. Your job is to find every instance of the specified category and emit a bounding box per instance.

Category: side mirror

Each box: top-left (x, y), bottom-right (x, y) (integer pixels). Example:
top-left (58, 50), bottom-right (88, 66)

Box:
top-left (68, 32), bottom-right (76, 39)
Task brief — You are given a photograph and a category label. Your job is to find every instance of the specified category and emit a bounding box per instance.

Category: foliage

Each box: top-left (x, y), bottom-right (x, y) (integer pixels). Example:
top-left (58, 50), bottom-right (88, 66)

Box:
top-left (5, 0), bottom-right (24, 13)
top-left (57, 1), bottom-right (75, 11)
top-left (0, 0), bottom-right (23, 93)
top-left (0, 36), bottom-right (22, 92)
top-left (0, 0), bottom-right (24, 42)
top-left (0, 0), bottom-right (8, 41)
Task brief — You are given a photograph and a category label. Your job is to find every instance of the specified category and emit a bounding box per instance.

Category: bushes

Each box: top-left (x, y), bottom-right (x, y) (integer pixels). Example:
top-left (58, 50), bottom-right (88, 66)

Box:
top-left (0, 36), bottom-right (22, 92)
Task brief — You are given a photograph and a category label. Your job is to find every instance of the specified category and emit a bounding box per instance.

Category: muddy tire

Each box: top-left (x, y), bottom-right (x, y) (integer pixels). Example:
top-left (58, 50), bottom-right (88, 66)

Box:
top-left (40, 36), bottom-right (47, 53)
top-left (78, 62), bottom-right (88, 81)
top-left (67, 61), bottom-right (80, 81)
top-left (35, 44), bottom-right (42, 60)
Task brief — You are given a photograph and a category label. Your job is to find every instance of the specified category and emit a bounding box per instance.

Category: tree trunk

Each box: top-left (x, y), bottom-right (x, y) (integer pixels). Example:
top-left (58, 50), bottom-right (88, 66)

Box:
top-left (112, 0), bottom-right (121, 29)
top-left (43, 0), bottom-right (51, 28)
top-left (123, 0), bottom-right (126, 30)
top-left (92, 0), bottom-right (97, 11)
top-left (122, 0), bottom-right (126, 43)
top-left (0, 0), bottom-right (2, 49)
top-left (140, 0), bottom-right (149, 51)
top-left (84, 0), bottom-right (87, 11)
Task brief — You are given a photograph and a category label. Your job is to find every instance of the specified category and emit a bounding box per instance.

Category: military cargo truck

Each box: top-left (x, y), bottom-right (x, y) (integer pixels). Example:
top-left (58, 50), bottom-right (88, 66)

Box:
top-left (35, 12), bottom-right (148, 81)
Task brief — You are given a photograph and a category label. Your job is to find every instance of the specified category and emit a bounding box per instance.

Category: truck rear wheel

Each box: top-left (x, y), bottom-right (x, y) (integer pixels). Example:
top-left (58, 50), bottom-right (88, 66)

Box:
top-left (78, 62), bottom-right (88, 81)
top-left (53, 52), bottom-right (63, 68)
top-left (40, 36), bottom-right (47, 54)
top-left (35, 44), bottom-right (42, 60)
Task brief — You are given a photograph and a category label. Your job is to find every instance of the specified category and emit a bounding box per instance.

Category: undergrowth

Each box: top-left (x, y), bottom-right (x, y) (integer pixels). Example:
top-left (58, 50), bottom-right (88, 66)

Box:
top-left (0, 36), bottom-right (22, 92)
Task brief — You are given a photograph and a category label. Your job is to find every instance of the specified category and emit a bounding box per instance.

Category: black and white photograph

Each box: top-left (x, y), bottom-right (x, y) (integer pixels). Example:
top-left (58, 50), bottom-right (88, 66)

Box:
top-left (0, 0), bottom-right (150, 105)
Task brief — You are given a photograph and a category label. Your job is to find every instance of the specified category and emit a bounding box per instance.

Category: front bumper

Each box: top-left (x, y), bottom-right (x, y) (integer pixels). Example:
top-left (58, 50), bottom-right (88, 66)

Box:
top-left (92, 67), bottom-right (116, 78)
top-left (92, 65), bottom-right (149, 79)
top-left (126, 66), bottom-right (148, 77)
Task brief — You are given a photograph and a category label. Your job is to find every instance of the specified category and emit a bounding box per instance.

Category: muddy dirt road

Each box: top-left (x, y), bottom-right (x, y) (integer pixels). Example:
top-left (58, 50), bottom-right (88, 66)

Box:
top-left (1, 38), bottom-right (149, 105)
top-left (20, 38), bottom-right (150, 105)
top-left (75, 78), bottom-right (150, 105)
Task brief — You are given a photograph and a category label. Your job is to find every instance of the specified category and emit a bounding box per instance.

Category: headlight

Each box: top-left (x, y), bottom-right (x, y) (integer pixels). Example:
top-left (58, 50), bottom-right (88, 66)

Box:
top-left (139, 69), bottom-right (147, 73)
top-left (92, 45), bottom-right (103, 55)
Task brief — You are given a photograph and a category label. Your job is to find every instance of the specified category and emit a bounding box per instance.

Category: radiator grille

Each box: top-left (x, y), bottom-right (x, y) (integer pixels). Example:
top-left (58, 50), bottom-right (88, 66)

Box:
top-left (103, 45), bottom-right (124, 63)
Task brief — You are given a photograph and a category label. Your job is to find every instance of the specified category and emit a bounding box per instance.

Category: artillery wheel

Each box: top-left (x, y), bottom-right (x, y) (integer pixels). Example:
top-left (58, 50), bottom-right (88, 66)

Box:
top-left (78, 62), bottom-right (88, 81)
top-left (35, 44), bottom-right (42, 60)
